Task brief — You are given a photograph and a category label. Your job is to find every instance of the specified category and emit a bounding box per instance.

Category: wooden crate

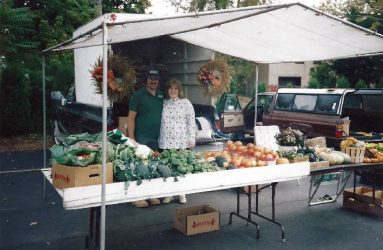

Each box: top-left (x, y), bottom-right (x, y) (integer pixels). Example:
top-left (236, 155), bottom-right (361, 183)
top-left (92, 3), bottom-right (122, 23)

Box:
top-left (341, 147), bottom-right (365, 163)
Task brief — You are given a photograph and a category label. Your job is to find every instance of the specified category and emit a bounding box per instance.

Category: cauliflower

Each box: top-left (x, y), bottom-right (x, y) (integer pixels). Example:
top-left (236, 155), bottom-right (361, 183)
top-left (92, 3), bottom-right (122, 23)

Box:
top-left (135, 145), bottom-right (152, 160)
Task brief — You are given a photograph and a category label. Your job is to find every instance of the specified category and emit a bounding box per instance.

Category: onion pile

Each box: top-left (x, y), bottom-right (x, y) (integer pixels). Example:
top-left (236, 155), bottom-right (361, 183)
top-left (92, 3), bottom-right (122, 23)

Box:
top-left (205, 140), bottom-right (281, 168)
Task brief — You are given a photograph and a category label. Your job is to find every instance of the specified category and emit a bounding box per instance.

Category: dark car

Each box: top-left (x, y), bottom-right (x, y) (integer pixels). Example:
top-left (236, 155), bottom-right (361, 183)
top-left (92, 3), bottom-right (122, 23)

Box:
top-left (242, 92), bottom-right (276, 134)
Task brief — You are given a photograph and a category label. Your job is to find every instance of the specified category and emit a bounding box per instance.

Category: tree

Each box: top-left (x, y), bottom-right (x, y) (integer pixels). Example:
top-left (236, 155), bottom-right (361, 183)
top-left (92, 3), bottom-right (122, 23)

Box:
top-left (1, 0), bottom-right (153, 136)
top-left (307, 77), bottom-right (320, 88)
top-left (313, 0), bottom-right (383, 88)
top-left (355, 79), bottom-right (367, 88)
top-left (167, 0), bottom-right (265, 13)
top-left (101, 0), bottom-right (151, 13)
top-left (336, 75), bottom-right (350, 88)
top-left (0, 1), bottom-right (37, 59)
top-left (309, 62), bottom-right (337, 88)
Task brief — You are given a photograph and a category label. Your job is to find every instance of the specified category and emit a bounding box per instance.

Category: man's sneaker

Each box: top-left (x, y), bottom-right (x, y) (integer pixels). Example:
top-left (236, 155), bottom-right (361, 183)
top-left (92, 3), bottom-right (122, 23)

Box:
top-left (132, 200), bottom-right (149, 208)
top-left (149, 198), bottom-right (161, 205)
top-left (162, 196), bottom-right (174, 204)
top-left (179, 194), bottom-right (187, 204)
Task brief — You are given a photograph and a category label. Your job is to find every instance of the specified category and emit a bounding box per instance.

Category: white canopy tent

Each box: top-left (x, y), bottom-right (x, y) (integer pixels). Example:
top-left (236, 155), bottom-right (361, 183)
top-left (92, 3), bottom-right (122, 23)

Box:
top-left (46, 3), bottom-right (383, 62)
top-left (42, 3), bottom-right (383, 249)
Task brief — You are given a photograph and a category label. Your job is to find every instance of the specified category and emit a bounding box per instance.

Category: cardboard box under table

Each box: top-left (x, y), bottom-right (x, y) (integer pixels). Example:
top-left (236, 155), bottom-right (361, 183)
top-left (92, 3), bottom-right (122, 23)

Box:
top-left (174, 205), bottom-right (220, 235)
top-left (343, 187), bottom-right (383, 218)
top-left (52, 162), bottom-right (113, 189)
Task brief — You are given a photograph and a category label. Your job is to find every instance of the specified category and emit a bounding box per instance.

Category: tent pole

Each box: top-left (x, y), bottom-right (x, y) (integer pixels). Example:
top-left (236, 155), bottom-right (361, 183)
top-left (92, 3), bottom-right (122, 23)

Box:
top-left (100, 21), bottom-right (108, 250)
top-left (253, 63), bottom-right (259, 144)
top-left (42, 55), bottom-right (47, 200)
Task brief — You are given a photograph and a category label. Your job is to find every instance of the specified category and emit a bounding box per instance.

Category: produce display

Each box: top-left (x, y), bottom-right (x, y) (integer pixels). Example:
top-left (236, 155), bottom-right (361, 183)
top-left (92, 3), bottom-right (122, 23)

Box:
top-left (113, 145), bottom-right (220, 184)
top-left (364, 143), bottom-right (383, 163)
top-left (50, 131), bottom-right (383, 190)
top-left (340, 137), bottom-right (365, 148)
top-left (204, 140), bottom-right (286, 168)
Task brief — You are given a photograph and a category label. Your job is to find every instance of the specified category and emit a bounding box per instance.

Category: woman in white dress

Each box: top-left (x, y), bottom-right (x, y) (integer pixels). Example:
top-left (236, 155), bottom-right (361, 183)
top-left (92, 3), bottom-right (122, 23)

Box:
top-left (159, 79), bottom-right (196, 204)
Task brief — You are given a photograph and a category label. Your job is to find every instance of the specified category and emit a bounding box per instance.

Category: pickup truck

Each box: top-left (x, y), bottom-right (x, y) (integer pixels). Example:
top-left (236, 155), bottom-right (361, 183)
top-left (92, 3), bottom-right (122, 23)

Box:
top-left (262, 88), bottom-right (383, 149)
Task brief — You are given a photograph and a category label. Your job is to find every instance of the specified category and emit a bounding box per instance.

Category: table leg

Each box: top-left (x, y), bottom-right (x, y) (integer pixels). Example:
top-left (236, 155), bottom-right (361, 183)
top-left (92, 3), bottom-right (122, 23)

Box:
top-left (229, 187), bottom-right (260, 239)
top-left (86, 206), bottom-right (101, 250)
top-left (251, 183), bottom-right (285, 242)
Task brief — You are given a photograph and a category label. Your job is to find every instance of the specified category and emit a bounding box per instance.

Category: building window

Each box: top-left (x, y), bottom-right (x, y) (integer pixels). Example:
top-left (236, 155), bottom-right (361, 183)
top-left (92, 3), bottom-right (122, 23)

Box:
top-left (278, 77), bottom-right (301, 87)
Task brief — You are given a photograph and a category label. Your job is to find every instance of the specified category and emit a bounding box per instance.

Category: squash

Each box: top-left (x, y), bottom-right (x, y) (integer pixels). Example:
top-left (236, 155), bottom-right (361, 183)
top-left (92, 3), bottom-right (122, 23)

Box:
top-left (318, 152), bottom-right (338, 165)
top-left (332, 151), bottom-right (351, 164)
top-left (276, 157), bottom-right (290, 165)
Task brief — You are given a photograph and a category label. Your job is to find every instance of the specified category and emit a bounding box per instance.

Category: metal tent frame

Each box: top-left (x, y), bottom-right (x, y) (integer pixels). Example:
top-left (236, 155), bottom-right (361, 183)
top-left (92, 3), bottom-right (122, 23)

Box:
top-left (41, 3), bottom-right (383, 249)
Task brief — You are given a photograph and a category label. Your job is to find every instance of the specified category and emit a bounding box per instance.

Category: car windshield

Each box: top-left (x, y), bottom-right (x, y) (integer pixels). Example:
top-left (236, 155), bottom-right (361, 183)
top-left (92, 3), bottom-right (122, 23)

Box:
top-left (276, 93), bottom-right (340, 114)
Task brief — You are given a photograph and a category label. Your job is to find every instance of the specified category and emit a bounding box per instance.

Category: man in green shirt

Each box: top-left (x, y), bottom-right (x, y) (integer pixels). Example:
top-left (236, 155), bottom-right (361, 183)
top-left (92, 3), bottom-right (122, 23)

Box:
top-left (128, 68), bottom-right (163, 207)
top-left (128, 69), bottom-right (163, 150)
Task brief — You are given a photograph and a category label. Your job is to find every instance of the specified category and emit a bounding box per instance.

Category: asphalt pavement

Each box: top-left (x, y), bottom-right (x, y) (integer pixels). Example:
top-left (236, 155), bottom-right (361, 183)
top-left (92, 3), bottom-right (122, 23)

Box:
top-left (1, 150), bottom-right (383, 250)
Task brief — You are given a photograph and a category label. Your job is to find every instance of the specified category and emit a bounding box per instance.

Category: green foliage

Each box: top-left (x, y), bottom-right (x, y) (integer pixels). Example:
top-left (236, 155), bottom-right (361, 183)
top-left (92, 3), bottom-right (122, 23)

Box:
top-left (336, 75), bottom-right (350, 88)
top-left (307, 77), bottom-right (320, 88)
top-left (355, 79), bottom-right (367, 89)
top-left (170, 0), bottom-right (265, 11)
top-left (216, 53), bottom-right (254, 97)
top-left (0, 1), bottom-right (105, 136)
top-left (0, 1), bottom-right (37, 58)
top-left (257, 81), bottom-right (266, 93)
top-left (309, 63), bottom-right (337, 88)
top-left (0, 63), bottom-right (31, 135)
top-left (332, 57), bottom-right (383, 87)
top-left (377, 77), bottom-right (383, 88)
top-left (102, 0), bottom-right (151, 13)
top-left (317, 0), bottom-right (383, 88)
top-left (286, 82), bottom-right (295, 88)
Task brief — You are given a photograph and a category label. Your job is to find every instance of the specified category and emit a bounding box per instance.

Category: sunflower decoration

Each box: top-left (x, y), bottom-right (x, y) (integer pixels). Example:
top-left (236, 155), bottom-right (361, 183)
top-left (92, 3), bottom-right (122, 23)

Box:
top-left (197, 60), bottom-right (231, 97)
top-left (90, 54), bottom-right (136, 102)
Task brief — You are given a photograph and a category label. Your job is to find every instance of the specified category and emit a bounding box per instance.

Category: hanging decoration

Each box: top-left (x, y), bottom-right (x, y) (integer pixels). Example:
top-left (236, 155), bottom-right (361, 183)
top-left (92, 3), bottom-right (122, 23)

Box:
top-left (197, 60), bottom-right (231, 97)
top-left (90, 54), bottom-right (136, 102)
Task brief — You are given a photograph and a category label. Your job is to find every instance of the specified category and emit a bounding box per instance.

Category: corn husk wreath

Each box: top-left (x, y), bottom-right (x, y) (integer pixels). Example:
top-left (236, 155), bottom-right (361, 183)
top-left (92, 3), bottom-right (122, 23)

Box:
top-left (90, 55), bottom-right (136, 102)
top-left (198, 60), bottom-right (231, 97)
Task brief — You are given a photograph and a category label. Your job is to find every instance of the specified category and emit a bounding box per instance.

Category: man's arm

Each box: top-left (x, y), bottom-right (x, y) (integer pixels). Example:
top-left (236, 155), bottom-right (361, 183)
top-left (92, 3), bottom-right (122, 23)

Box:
top-left (127, 111), bottom-right (137, 141)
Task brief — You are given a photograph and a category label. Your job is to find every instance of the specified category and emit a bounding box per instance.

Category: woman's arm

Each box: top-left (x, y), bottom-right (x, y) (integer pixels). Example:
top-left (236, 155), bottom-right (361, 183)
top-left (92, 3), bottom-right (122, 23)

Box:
top-left (185, 100), bottom-right (196, 148)
top-left (127, 111), bottom-right (137, 141)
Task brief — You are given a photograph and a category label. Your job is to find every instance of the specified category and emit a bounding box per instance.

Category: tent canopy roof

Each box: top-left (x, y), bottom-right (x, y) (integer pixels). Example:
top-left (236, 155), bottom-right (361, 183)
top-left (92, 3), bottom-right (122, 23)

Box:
top-left (45, 3), bottom-right (383, 63)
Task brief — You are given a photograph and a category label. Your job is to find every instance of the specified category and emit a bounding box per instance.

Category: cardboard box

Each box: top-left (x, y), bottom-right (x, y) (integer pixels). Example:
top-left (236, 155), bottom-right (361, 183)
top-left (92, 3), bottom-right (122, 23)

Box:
top-left (343, 187), bottom-right (373, 203)
top-left (290, 156), bottom-right (309, 163)
top-left (174, 205), bottom-right (220, 235)
top-left (52, 162), bottom-right (113, 189)
top-left (363, 191), bottom-right (383, 205)
top-left (118, 116), bottom-right (129, 136)
top-left (343, 188), bottom-right (383, 218)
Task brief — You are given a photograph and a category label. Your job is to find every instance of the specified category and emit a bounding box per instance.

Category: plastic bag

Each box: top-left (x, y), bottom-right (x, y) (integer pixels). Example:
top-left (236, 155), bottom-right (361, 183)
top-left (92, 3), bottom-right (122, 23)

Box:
top-left (95, 142), bottom-right (115, 164)
top-left (107, 129), bottom-right (128, 144)
top-left (68, 149), bottom-right (96, 166)
top-left (64, 132), bottom-right (99, 145)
